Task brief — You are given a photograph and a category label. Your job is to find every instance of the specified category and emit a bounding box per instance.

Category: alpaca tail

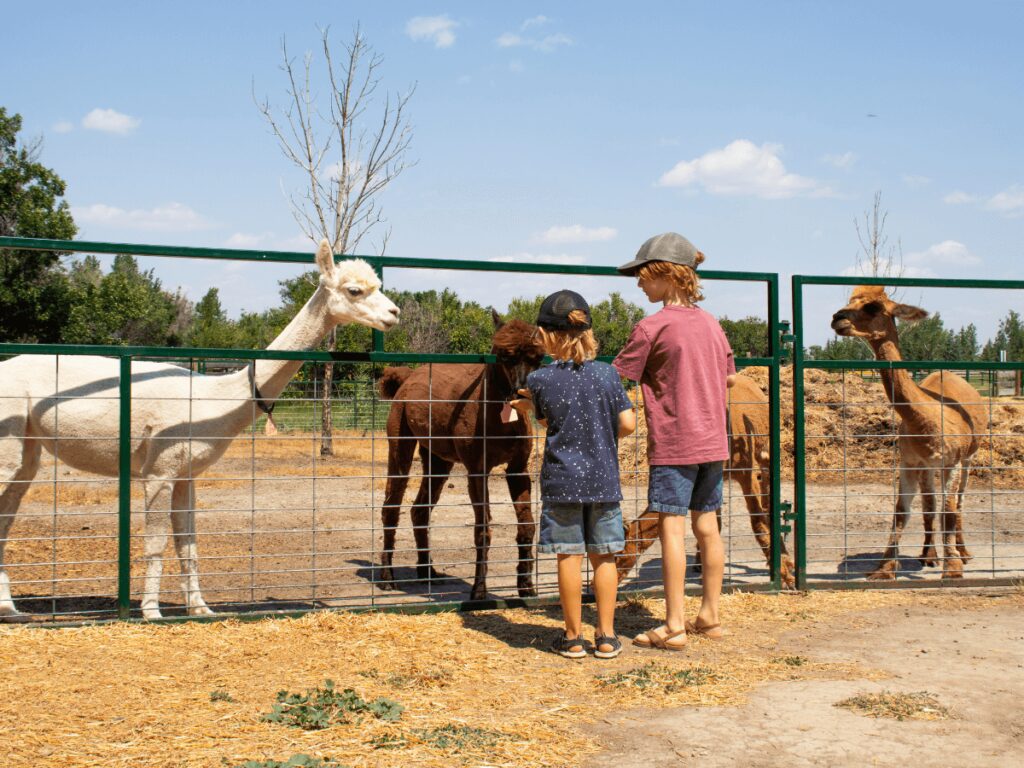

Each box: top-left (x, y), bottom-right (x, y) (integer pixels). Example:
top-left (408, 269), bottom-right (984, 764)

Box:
top-left (378, 366), bottom-right (414, 400)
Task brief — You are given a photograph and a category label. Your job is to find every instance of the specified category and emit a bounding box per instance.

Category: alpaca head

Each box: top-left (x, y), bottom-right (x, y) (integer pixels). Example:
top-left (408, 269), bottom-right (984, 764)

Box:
top-left (830, 285), bottom-right (927, 342)
top-left (315, 239), bottom-right (400, 331)
top-left (490, 309), bottom-right (546, 395)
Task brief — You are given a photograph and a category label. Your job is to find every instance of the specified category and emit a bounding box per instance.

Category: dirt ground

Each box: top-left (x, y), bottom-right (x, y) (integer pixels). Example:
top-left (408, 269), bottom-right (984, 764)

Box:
top-left (589, 594), bottom-right (1024, 768)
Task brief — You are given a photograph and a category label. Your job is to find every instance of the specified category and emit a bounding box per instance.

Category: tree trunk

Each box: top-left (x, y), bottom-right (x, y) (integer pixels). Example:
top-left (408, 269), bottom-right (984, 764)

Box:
top-left (320, 328), bottom-right (336, 456)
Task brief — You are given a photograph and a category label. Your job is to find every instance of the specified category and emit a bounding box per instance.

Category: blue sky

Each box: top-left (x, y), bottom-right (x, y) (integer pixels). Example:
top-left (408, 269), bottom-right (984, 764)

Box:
top-left (4, 1), bottom-right (1023, 346)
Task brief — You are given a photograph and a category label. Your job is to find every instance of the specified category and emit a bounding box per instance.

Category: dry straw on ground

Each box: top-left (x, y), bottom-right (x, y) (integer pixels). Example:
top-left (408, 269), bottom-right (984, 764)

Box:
top-left (1, 590), bottom-right (1015, 767)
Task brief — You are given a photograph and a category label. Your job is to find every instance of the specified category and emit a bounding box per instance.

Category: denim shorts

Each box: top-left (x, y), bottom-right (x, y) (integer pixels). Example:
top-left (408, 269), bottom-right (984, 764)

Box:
top-left (538, 501), bottom-right (625, 555)
top-left (648, 462), bottom-right (724, 515)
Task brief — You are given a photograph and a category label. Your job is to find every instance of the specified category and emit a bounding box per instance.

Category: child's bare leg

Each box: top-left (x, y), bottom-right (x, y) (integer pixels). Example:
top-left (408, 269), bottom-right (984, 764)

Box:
top-left (589, 552), bottom-right (618, 651)
top-left (557, 554), bottom-right (584, 640)
top-left (659, 513), bottom-right (688, 634)
top-left (691, 509), bottom-right (723, 628)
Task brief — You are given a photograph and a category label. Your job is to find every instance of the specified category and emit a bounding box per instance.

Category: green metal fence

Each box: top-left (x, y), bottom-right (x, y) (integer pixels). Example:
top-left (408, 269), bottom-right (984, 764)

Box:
top-left (791, 275), bottom-right (1024, 590)
top-left (0, 236), bottom-right (787, 622)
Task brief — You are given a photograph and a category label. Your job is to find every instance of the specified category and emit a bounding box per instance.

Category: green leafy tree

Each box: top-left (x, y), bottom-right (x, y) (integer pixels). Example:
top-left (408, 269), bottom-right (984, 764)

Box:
top-left (946, 323), bottom-right (978, 362)
top-left (899, 313), bottom-right (953, 361)
top-left (64, 254), bottom-right (185, 346)
top-left (981, 309), bottom-right (1024, 361)
top-left (719, 315), bottom-right (769, 358)
top-left (807, 336), bottom-right (873, 361)
top-left (187, 287), bottom-right (238, 348)
top-left (591, 293), bottom-right (646, 357)
top-left (0, 107), bottom-right (77, 342)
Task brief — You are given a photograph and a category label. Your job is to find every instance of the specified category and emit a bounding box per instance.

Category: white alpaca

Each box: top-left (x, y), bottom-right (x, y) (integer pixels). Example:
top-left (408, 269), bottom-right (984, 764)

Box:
top-left (0, 240), bottom-right (398, 620)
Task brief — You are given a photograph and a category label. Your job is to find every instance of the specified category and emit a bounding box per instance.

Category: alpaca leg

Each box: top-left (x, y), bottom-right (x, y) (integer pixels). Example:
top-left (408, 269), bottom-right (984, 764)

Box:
top-left (410, 447), bottom-right (453, 583)
top-left (467, 468), bottom-right (492, 601)
top-left (955, 463), bottom-right (972, 562)
top-left (170, 480), bottom-right (211, 616)
top-left (141, 479), bottom-right (174, 619)
top-left (616, 506), bottom-right (660, 580)
top-left (0, 430), bottom-right (41, 619)
top-left (868, 467), bottom-right (917, 580)
top-left (378, 420), bottom-right (416, 590)
top-left (505, 456), bottom-right (536, 597)
top-left (940, 467), bottom-right (964, 579)
top-left (919, 470), bottom-right (938, 566)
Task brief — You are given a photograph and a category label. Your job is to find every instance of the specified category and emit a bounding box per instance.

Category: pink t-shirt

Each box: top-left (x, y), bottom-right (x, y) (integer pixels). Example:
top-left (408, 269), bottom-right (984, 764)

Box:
top-left (613, 305), bottom-right (735, 465)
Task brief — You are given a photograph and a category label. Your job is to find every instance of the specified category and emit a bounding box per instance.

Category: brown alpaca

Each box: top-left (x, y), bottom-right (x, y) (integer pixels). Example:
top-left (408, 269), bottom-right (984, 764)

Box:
top-left (831, 286), bottom-right (987, 579)
top-left (377, 312), bottom-right (546, 600)
top-left (615, 374), bottom-right (796, 587)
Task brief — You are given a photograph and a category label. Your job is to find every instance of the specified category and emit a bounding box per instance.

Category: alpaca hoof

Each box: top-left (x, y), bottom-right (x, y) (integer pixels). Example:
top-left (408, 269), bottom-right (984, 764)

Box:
top-left (518, 581), bottom-right (537, 598)
top-left (958, 548), bottom-right (973, 564)
top-left (942, 561), bottom-right (964, 579)
top-left (469, 585), bottom-right (488, 602)
top-left (188, 605), bottom-right (215, 617)
top-left (142, 608), bottom-right (164, 620)
top-left (417, 566), bottom-right (450, 582)
top-left (919, 549), bottom-right (938, 567)
top-left (866, 567), bottom-right (897, 581)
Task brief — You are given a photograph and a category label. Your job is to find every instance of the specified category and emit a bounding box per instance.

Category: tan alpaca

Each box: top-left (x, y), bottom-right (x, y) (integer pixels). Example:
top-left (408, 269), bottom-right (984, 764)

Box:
top-left (0, 240), bottom-right (399, 620)
top-left (617, 374), bottom-right (796, 587)
top-left (831, 286), bottom-right (986, 579)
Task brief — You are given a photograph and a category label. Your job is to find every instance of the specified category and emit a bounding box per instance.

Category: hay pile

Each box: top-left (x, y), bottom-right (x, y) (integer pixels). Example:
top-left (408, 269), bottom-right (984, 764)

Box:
top-left (618, 368), bottom-right (1024, 487)
top-left (3, 589), bottom-right (1008, 768)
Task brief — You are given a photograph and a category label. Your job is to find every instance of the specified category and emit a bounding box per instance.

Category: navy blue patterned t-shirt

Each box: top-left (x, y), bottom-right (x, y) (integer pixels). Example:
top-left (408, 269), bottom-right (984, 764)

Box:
top-left (527, 359), bottom-right (633, 502)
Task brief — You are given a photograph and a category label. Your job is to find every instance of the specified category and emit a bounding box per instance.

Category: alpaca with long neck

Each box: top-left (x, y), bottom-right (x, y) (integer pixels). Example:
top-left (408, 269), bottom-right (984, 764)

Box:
top-left (831, 286), bottom-right (986, 579)
top-left (0, 240), bottom-right (399, 619)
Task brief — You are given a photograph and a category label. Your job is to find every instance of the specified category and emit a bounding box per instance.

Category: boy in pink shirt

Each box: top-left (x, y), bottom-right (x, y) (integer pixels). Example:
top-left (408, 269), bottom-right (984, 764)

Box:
top-left (613, 232), bottom-right (735, 650)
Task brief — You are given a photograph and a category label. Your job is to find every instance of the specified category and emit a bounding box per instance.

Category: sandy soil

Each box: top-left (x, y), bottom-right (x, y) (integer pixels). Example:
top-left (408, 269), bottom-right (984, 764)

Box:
top-left (588, 596), bottom-right (1024, 767)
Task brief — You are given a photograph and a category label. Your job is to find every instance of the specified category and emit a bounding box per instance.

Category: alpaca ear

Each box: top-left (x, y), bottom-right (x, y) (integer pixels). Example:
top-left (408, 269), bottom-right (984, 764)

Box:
top-left (893, 303), bottom-right (928, 322)
top-left (491, 308), bottom-right (504, 329)
top-left (315, 239), bottom-right (336, 279)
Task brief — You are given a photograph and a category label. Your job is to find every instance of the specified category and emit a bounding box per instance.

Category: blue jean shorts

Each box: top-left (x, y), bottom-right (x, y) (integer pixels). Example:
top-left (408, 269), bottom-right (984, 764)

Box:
top-left (648, 462), bottom-right (724, 515)
top-left (538, 501), bottom-right (625, 555)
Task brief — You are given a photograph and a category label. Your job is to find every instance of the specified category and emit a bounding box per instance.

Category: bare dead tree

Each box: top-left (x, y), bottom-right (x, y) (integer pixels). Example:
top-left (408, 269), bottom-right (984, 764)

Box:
top-left (256, 25), bottom-right (415, 455)
top-left (854, 190), bottom-right (904, 280)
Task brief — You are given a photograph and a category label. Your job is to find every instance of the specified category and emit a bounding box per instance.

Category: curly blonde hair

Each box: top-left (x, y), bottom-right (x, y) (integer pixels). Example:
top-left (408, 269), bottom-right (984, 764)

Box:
top-left (538, 309), bottom-right (598, 365)
top-left (637, 254), bottom-right (706, 305)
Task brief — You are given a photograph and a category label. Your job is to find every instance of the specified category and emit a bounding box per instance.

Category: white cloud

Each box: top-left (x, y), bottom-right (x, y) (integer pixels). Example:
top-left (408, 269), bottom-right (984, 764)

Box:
top-left (943, 190), bottom-right (976, 205)
top-left (659, 140), bottom-right (830, 199)
top-left (72, 202), bottom-right (210, 231)
top-left (509, 59), bottom-right (525, 73)
top-left (902, 173), bottom-right (931, 187)
top-left (496, 30), bottom-right (572, 51)
top-left (538, 225), bottom-right (617, 244)
top-left (81, 108), bottom-right (140, 135)
top-left (985, 184), bottom-right (1024, 217)
top-left (53, 121), bottom-right (74, 134)
top-left (521, 15), bottom-right (550, 30)
top-left (488, 252), bottom-right (586, 265)
top-left (822, 151), bottom-right (856, 169)
top-left (405, 16), bottom-right (458, 48)
top-left (905, 240), bottom-right (981, 267)
top-left (224, 232), bottom-right (267, 249)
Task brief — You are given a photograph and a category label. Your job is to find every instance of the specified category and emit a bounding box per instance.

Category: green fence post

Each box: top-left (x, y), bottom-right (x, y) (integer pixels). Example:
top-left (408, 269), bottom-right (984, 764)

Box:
top-left (768, 278), bottom-right (783, 590)
top-left (117, 355), bottom-right (132, 619)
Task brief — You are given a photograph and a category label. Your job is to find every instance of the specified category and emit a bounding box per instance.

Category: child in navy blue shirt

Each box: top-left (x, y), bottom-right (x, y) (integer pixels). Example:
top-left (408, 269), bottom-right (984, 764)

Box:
top-left (513, 290), bottom-right (636, 659)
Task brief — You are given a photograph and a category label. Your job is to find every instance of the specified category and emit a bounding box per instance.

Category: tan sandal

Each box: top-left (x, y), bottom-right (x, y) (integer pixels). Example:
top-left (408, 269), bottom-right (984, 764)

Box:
top-left (632, 625), bottom-right (687, 651)
top-left (685, 619), bottom-right (725, 640)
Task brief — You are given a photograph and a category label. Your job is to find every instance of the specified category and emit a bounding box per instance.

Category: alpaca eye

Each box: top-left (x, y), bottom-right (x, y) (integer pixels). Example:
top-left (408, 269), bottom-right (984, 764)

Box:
top-left (346, 287), bottom-right (363, 297)
top-left (862, 301), bottom-right (883, 315)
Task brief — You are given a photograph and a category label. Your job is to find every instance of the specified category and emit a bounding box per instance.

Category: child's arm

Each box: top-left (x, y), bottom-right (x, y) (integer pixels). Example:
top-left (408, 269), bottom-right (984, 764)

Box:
top-left (512, 388), bottom-right (547, 428)
top-left (618, 406), bottom-right (636, 438)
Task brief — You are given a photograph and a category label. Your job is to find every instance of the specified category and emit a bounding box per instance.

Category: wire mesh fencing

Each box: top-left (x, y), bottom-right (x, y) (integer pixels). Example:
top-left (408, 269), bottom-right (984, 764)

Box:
top-left (798, 366), bottom-right (1024, 585)
top-left (0, 351), bottom-right (789, 623)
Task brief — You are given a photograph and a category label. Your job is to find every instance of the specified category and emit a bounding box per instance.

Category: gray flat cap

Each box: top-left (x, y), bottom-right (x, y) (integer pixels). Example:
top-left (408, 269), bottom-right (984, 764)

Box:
top-left (617, 232), bottom-right (700, 276)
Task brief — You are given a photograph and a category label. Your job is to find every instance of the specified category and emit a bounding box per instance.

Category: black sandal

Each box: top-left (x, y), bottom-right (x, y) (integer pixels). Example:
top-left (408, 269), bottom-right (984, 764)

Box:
top-left (593, 634), bottom-right (623, 659)
top-left (551, 633), bottom-right (587, 659)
